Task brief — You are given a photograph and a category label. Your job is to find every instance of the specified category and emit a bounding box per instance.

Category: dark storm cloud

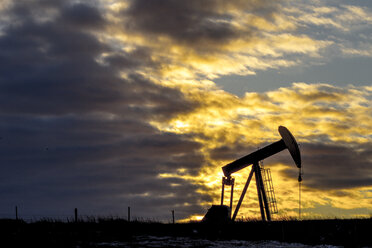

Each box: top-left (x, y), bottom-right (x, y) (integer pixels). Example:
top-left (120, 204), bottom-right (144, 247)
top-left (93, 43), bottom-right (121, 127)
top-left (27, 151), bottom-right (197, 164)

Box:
top-left (209, 143), bottom-right (260, 162)
top-left (59, 3), bottom-right (106, 30)
top-left (105, 47), bottom-right (160, 72)
top-left (0, 7), bottom-right (193, 117)
top-left (280, 143), bottom-right (372, 190)
top-left (0, 0), bottom-right (205, 220)
top-left (124, 0), bottom-right (278, 49)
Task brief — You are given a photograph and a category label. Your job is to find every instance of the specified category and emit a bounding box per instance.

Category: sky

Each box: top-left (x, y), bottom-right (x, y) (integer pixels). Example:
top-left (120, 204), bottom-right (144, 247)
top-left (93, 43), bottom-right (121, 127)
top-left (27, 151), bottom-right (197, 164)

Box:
top-left (0, 0), bottom-right (371, 222)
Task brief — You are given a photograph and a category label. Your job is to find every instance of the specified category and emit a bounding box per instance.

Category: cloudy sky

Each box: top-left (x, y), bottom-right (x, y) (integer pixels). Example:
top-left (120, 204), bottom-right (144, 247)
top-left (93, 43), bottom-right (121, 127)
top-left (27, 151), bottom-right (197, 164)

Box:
top-left (0, 0), bottom-right (371, 221)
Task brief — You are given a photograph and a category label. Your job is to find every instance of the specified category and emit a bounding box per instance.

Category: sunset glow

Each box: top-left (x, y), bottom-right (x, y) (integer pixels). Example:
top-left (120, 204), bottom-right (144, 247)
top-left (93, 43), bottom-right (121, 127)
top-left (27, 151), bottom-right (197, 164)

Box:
top-left (0, 0), bottom-right (371, 221)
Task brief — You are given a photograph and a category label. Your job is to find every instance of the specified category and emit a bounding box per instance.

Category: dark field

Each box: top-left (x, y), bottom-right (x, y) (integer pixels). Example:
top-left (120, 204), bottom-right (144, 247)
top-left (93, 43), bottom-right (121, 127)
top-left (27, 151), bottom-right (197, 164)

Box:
top-left (1, 218), bottom-right (371, 247)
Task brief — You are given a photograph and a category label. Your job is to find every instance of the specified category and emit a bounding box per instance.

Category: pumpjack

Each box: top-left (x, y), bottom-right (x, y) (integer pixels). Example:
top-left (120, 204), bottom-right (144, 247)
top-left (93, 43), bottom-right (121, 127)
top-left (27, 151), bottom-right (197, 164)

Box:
top-left (203, 126), bottom-right (302, 223)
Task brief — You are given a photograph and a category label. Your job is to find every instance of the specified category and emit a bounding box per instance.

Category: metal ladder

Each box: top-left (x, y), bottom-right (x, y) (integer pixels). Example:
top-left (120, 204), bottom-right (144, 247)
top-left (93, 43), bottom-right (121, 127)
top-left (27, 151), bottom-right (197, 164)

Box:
top-left (260, 164), bottom-right (278, 214)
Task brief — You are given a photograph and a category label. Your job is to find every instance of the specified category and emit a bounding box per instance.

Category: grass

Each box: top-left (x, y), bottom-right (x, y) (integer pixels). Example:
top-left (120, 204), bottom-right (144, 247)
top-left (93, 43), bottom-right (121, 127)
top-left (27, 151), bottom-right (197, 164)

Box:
top-left (1, 217), bottom-right (372, 247)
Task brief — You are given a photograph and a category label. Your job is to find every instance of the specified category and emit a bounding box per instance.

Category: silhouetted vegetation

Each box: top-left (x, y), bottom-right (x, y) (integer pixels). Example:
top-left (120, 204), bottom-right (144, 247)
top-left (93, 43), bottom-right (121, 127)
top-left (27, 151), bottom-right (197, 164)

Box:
top-left (1, 217), bottom-right (371, 247)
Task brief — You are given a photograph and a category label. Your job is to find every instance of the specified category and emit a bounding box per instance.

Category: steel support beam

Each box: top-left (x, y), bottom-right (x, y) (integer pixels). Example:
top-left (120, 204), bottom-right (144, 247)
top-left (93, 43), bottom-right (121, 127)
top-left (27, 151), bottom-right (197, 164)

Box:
top-left (232, 167), bottom-right (254, 221)
top-left (257, 164), bottom-right (271, 221)
top-left (254, 163), bottom-right (266, 221)
top-left (220, 177), bottom-right (225, 205)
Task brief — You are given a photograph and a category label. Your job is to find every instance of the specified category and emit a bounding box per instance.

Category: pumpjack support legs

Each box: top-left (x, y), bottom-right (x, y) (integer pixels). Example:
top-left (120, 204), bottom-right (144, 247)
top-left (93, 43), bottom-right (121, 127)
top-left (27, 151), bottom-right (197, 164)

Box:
top-left (221, 162), bottom-right (272, 222)
top-left (221, 176), bottom-right (235, 218)
top-left (232, 166), bottom-right (254, 221)
top-left (221, 177), bottom-right (225, 205)
top-left (254, 162), bottom-right (271, 221)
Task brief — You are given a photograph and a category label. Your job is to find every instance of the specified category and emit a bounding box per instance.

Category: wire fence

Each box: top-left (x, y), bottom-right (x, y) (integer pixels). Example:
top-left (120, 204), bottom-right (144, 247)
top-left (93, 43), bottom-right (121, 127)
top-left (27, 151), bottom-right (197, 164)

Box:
top-left (0, 206), bottom-right (176, 223)
top-left (0, 213), bottom-right (130, 223)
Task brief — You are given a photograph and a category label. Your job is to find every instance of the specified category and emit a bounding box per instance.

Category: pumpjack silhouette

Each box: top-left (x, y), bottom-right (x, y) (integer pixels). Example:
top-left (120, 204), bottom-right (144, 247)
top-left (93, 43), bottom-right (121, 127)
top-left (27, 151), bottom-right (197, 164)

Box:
top-left (203, 126), bottom-right (302, 223)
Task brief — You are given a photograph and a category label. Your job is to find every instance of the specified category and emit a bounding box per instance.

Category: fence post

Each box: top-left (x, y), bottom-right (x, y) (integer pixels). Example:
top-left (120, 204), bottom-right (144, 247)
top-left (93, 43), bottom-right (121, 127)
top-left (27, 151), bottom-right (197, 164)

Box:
top-left (15, 206), bottom-right (18, 220)
top-left (172, 210), bottom-right (175, 224)
top-left (128, 206), bottom-right (131, 222)
top-left (74, 208), bottom-right (78, 223)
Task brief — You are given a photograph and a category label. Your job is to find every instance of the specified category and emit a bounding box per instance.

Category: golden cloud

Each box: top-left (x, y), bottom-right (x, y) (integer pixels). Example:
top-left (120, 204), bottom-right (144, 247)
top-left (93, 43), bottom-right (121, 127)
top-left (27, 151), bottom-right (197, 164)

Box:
top-left (98, 0), bottom-right (372, 219)
top-left (100, 0), bottom-right (331, 82)
top-left (151, 82), bottom-right (372, 219)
